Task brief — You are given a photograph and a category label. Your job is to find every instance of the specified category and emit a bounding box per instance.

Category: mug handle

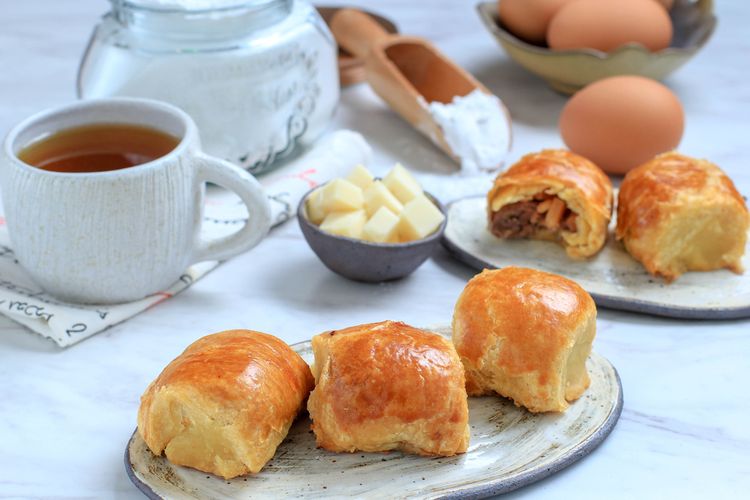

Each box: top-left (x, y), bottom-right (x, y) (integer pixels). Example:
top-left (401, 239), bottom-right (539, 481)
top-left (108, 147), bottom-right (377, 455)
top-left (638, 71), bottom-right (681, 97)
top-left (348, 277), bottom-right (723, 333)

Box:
top-left (191, 152), bottom-right (272, 263)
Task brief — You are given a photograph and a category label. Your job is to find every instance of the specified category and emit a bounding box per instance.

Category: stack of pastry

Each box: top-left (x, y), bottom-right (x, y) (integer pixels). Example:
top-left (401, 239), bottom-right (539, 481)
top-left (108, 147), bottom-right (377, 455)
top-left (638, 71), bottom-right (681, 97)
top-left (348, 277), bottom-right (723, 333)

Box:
top-left (137, 322), bottom-right (473, 478)
top-left (487, 149), bottom-right (748, 282)
top-left (137, 264), bottom-right (600, 479)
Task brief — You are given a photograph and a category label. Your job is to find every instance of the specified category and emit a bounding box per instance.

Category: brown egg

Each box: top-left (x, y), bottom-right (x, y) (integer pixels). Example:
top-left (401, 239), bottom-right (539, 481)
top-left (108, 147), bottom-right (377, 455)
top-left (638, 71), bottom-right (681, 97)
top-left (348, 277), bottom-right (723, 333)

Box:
top-left (559, 76), bottom-right (684, 175)
top-left (547, 0), bottom-right (673, 52)
top-left (498, 0), bottom-right (575, 45)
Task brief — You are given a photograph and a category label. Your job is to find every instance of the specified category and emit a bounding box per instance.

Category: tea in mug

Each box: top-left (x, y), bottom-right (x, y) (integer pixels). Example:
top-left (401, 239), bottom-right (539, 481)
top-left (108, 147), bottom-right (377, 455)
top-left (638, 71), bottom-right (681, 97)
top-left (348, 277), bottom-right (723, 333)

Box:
top-left (17, 123), bottom-right (180, 173)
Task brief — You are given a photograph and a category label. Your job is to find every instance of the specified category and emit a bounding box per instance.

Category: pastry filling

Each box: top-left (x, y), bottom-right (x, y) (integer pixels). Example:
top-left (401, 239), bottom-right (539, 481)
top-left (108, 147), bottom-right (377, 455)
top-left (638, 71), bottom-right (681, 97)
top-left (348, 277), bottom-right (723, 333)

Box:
top-left (491, 193), bottom-right (578, 238)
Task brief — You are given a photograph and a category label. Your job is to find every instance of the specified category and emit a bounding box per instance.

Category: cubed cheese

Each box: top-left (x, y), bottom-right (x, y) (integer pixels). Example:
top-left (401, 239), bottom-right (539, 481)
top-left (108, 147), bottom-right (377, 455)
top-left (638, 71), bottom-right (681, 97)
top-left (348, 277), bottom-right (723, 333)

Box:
top-left (320, 210), bottom-right (367, 239)
top-left (398, 196), bottom-right (445, 241)
top-left (306, 188), bottom-right (326, 225)
top-left (362, 207), bottom-right (400, 243)
top-left (363, 181), bottom-right (403, 217)
top-left (346, 164), bottom-right (375, 190)
top-left (383, 163), bottom-right (422, 204)
top-left (320, 178), bottom-right (364, 213)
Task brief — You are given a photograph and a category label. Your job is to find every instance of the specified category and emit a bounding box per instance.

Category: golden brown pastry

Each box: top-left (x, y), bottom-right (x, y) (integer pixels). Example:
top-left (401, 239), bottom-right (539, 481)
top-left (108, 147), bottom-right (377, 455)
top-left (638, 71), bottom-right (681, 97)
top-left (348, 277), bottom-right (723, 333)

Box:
top-left (487, 149), bottom-right (613, 259)
top-left (137, 330), bottom-right (314, 479)
top-left (452, 267), bottom-right (596, 413)
top-left (616, 152), bottom-right (749, 282)
top-left (307, 321), bottom-right (469, 456)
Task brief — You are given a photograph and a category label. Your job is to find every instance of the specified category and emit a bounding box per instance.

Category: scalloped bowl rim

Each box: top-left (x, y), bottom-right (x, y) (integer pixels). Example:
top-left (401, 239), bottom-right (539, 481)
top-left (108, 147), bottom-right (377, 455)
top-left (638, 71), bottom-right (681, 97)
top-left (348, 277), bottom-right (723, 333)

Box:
top-left (476, 0), bottom-right (717, 60)
top-left (297, 184), bottom-right (447, 249)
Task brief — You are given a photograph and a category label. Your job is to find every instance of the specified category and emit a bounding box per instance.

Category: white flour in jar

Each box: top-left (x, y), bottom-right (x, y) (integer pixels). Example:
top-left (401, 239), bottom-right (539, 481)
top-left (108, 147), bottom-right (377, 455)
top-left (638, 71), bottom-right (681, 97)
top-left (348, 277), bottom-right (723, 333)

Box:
top-left (79, 0), bottom-right (338, 175)
top-left (428, 89), bottom-right (511, 175)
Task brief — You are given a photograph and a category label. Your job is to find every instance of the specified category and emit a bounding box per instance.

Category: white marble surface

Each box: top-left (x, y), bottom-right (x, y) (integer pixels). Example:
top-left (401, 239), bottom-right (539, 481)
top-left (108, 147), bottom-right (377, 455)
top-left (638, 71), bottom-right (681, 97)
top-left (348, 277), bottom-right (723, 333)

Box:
top-left (1, 0), bottom-right (749, 498)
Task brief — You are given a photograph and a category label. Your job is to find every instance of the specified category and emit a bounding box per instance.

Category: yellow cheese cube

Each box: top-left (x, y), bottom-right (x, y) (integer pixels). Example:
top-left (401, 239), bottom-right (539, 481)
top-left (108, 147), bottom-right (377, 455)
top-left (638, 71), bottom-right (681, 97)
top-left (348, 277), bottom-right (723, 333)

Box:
top-left (383, 163), bottom-right (423, 204)
top-left (363, 207), bottom-right (400, 243)
top-left (363, 181), bottom-right (403, 217)
top-left (320, 210), bottom-right (366, 239)
top-left (346, 164), bottom-right (375, 190)
top-left (398, 196), bottom-right (445, 241)
top-left (321, 178), bottom-right (364, 213)
top-left (306, 188), bottom-right (326, 225)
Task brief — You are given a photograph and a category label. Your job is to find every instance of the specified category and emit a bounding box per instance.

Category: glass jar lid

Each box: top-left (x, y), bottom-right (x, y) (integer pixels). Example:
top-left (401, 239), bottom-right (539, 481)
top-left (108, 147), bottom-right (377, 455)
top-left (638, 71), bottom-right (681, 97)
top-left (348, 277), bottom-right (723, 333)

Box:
top-left (118, 0), bottom-right (280, 12)
top-left (110, 0), bottom-right (293, 40)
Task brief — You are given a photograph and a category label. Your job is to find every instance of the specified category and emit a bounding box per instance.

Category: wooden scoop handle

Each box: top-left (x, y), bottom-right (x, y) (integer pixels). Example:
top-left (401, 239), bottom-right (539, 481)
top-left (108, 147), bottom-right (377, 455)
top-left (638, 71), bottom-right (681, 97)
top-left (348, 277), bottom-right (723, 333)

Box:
top-left (330, 8), bottom-right (391, 60)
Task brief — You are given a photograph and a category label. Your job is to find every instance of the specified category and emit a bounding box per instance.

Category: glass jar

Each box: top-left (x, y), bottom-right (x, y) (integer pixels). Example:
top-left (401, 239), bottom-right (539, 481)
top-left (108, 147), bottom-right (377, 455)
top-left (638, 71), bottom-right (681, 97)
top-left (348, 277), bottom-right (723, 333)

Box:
top-left (78, 0), bottom-right (339, 175)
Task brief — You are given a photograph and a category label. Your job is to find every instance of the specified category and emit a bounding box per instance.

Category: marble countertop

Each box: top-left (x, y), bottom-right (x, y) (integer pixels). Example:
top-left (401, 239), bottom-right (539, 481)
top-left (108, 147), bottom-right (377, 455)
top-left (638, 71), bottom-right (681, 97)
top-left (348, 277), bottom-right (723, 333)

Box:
top-left (1, 0), bottom-right (749, 498)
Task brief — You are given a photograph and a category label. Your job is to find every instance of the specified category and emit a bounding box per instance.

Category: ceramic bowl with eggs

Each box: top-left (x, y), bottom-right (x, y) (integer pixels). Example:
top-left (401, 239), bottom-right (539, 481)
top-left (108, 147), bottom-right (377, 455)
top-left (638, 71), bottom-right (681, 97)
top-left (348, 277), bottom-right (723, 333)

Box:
top-left (297, 165), bottom-right (447, 282)
top-left (478, 0), bottom-right (716, 94)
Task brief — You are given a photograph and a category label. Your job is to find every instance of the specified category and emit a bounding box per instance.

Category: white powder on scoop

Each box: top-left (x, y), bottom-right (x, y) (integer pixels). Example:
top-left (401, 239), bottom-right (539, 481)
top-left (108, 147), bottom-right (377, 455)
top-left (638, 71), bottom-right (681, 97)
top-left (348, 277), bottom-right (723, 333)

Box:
top-left (428, 89), bottom-right (511, 175)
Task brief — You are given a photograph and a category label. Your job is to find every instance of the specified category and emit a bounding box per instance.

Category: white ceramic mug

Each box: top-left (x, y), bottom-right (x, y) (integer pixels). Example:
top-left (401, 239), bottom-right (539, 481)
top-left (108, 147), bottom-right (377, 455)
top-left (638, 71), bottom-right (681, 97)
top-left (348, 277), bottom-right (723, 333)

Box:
top-left (0, 97), bottom-right (271, 304)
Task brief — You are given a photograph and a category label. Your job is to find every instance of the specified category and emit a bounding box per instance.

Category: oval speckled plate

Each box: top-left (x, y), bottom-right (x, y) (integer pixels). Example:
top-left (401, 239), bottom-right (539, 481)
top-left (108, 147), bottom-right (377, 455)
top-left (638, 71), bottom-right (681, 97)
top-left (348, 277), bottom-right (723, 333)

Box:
top-left (125, 327), bottom-right (623, 499)
top-left (442, 196), bottom-right (750, 320)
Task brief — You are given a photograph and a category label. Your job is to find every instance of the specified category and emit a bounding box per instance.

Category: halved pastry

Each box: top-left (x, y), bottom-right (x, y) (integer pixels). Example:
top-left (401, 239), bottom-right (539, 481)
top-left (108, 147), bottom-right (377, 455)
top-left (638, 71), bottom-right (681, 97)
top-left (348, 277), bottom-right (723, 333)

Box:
top-left (452, 267), bottom-right (596, 413)
top-left (487, 149), bottom-right (613, 258)
top-left (137, 330), bottom-right (314, 479)
top-left (307, 321), bottom-right (469, 457)
top-left (616, 152), bottom-right (749, 282)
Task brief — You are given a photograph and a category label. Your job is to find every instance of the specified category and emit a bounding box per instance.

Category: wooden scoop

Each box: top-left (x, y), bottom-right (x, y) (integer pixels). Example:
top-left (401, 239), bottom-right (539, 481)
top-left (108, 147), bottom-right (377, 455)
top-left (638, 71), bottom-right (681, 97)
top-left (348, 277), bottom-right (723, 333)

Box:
top-left (331, 8), bottom-right (511, 168)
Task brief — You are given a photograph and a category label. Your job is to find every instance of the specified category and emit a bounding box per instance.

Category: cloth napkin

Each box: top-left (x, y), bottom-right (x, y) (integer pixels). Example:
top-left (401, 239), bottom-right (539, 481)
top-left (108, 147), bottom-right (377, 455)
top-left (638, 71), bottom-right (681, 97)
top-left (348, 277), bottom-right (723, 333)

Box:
top-left (0, 130), bottom-right (372, 347)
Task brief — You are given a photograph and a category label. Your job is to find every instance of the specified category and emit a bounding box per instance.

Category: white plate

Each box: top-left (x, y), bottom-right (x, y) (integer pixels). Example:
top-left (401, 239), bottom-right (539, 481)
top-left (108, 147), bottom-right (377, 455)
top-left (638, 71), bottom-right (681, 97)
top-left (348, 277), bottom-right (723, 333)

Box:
top-left (442, 196), bottom-right (750, 319)
top-left (125, 327), bottom-right (622, 499)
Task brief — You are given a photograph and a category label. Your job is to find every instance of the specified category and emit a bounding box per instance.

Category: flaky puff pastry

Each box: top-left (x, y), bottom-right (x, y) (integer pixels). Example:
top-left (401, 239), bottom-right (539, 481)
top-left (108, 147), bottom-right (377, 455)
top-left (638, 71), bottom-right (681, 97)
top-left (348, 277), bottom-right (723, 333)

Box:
top-left (138, 330), bottom-right (314, 479)
top-left (307, 321), bottom-right (469, 457)
top-left (488, 149), bottom-right (613, 259)
top-left (616, 152), bottom-right (749, 282)
top-left (452, 267), bottom-right (596, 413)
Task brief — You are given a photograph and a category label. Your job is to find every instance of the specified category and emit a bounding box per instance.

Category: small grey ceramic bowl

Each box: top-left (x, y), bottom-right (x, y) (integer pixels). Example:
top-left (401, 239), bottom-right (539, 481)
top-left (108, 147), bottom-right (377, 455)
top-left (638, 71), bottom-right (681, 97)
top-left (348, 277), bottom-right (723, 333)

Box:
top-left (297, 185), bottom-right (446, 282)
